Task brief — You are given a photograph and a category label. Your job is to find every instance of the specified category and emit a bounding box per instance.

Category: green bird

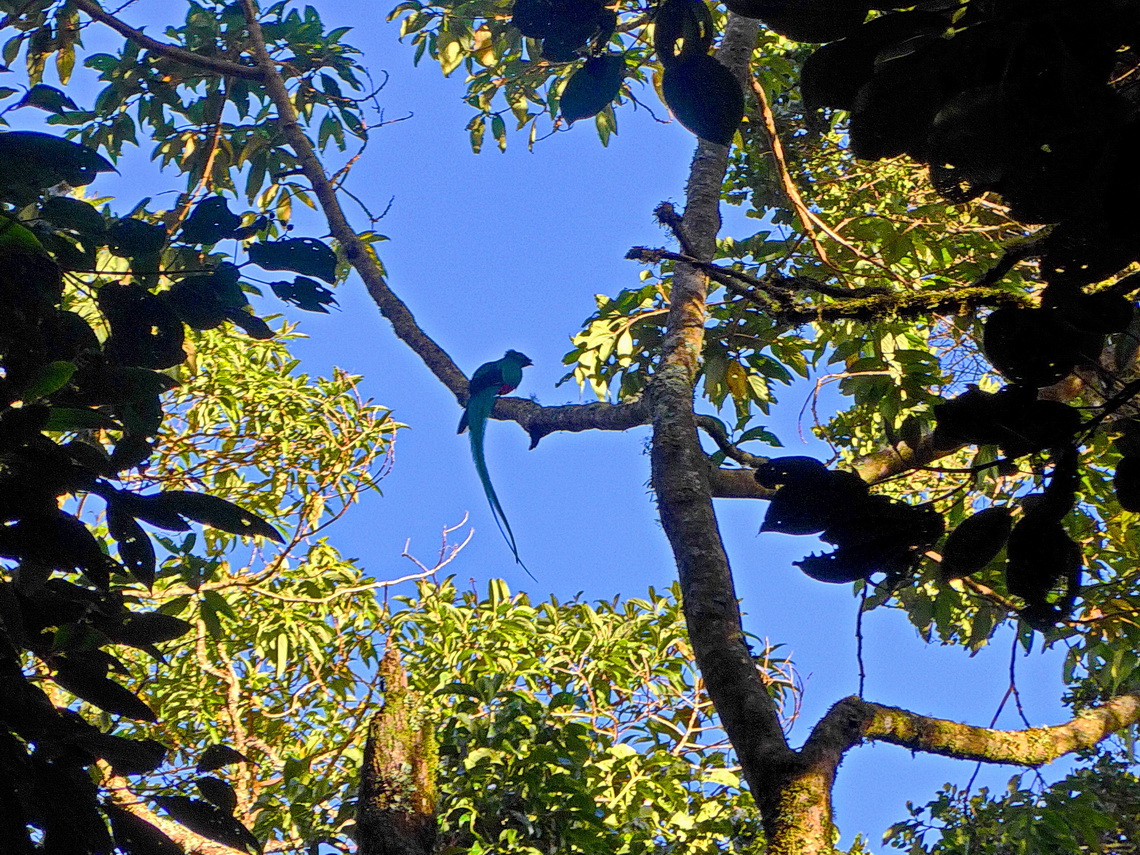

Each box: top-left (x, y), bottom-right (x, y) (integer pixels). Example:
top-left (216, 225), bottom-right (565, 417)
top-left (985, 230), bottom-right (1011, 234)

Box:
top-left (458, 349), bottom-right (534, 576)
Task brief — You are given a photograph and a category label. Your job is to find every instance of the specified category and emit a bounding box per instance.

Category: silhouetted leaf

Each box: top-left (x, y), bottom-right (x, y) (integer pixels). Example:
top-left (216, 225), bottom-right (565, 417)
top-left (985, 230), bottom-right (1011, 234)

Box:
top-left (0, 511), bottom-right (111, 581)
top-left (108, 436), bottom-right (156, 473)
top-left (560, 55), bottom-right (625, 123)
top-left (848, 38), bottom-right (949, 161)
top-left (654, 0), bottom-right (713, 66)
top-left (800, 11), bottom-right (948, 111)
top-left (157, 491), bottom-right (285, 542)
top-left (795, 551), bottom-right (876, 584)
top-left (725, 0), bottom-right (869, 42)
top-left (927, 86), bottom-right (1013, 203)
top-left (107, 612), bottom-right (193, 647)
top-left (229, 215), bottom-right (269, 241)
top-left (31, 752), bottom-right (115, 854)
top-left (177, 197), bottom-right (242, 246)
top-left (0, 403), bottom-right (50, 446)
top-left (0, 131), bottom-right (114, 194)
top-left (101, 488), bottom-right (191, 532)
top-left (983, 307), bottom-right (1087, 388)
top-left (661, 53), bottom-right (744, 146)
top-left (107, 218), bottom-right (166, 258)
top-left (195, 776), bottom-right (238, 814)
top-left (760, 467), bottom-right (868, 535)
top-left (224, 307), bottom-right (275, 340)
top-left (42, 308), bottom-right (100, 359)
top-left (527, 0), bottom-right (611, 62)
top-left (196, 744), bottom-right (252, 773)
top-left (811, 496), bottom-right (943, 584)
top-left (104, 802), bottom-right (184, 855)
top-left (248, 237), bottom-right (337, 283)
top-left (99, 282), bottom-right (186, 370)
top-left (1115, 456), bottom-right (1140, 512)
top-left (1043, 285), bottom-right (1134, 335)
top-left (76, 733), bottom-right (166, 776)
top-left (932, 385), bottom-right (1081, 458)
top-left (270, 276), bottom-right (337, 313)
top-left (941, 506), bottom-right (1012, 580)
top-left (16, 84), bottom-right (77, 113)
top-left (511, 0), bottom-right (560, 38)
top-left (1005, 513), bottom-right (1081, 605)
top-left (107, 506), bottom-right (156, 587)
top-left (165, 278), bottom-right (229, 330)
top-left (754, 456), bottom-right (828, 489)
top-left (39, 196), bottom-right (107, 242)
top-left (53, 661), bottom-right (156, 721)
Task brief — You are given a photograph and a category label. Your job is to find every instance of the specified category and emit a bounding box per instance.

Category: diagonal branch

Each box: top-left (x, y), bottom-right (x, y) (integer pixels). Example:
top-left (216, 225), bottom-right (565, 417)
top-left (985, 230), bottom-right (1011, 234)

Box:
top-left (73, 0), bottom-right (263, 80)
top-left (807, 693), bottom-right (1140, 767)
top-left (234, 0), bottom-right (647, 443)
top-left (750, 76), bottom-right (906, 284)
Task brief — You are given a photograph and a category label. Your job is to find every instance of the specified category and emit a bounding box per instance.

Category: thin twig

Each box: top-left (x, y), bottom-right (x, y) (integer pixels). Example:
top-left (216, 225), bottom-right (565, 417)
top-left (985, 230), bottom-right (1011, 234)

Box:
top-left (750, 76), bottom-right (907, 284)
top-left (856, 585), bottom-right (868, 698)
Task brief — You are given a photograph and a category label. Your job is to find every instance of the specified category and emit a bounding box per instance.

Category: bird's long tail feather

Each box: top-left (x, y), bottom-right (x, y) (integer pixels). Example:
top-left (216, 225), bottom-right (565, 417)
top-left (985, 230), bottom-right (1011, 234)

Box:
top-left (467, 392), bottom-right (536, 581)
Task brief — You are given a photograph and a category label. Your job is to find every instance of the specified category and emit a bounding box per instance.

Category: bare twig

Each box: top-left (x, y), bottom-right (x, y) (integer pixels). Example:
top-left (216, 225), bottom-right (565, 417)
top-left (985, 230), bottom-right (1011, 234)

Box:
top-left (750, 76), bottom-right (907, 284)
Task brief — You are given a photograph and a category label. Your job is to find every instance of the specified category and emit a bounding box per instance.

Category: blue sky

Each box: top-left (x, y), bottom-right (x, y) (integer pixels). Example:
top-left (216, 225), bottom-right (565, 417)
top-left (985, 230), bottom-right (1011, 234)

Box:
top-left (48, 1), bottom-right (1078, 847)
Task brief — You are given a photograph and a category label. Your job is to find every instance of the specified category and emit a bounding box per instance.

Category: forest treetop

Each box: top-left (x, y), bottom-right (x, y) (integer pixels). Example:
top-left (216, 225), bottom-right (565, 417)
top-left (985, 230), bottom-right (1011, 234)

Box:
top-left (3, 0), bottom-right (1140, 852)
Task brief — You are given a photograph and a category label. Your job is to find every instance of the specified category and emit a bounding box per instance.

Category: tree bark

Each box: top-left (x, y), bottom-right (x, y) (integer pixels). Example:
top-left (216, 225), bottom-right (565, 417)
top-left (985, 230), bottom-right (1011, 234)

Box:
top-left (647, 15), bottom-right (822, 850)
top-left (356, 645), bottom-right (438, 855)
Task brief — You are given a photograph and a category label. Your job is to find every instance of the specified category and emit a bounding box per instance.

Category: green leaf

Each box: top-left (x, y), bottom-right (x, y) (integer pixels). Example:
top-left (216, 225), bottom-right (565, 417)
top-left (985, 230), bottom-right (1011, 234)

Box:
top-left (22, 360), bottom-right (75, 400)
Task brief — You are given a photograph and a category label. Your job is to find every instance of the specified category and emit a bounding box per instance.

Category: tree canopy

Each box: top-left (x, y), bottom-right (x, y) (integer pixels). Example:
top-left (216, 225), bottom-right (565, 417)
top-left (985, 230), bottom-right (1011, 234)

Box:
top-left (3, 0), bottom-right (1140, 853)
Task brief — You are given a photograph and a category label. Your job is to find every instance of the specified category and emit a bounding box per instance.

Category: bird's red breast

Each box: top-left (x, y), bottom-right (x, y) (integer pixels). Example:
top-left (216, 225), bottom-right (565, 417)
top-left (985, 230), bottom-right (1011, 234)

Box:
top-left (498, 383), bottom-right (516, 395)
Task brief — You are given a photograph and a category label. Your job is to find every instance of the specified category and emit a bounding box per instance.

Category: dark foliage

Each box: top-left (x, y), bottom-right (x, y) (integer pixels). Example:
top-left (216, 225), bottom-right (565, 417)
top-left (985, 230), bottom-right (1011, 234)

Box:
top-left (747, 0), bottom-right (1140, 630)
top-left (0, 127), bottom-right (331, 851)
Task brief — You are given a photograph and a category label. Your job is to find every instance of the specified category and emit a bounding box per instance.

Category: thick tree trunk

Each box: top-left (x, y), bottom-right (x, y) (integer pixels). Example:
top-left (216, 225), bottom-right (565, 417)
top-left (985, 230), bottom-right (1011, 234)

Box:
top-left (646, 14), bottom-right (839, 852)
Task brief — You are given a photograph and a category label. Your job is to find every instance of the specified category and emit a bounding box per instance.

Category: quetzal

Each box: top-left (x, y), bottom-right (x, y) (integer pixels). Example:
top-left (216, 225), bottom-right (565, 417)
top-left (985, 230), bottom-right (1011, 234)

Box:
top-left (458, 349), bottom-right (533, 575)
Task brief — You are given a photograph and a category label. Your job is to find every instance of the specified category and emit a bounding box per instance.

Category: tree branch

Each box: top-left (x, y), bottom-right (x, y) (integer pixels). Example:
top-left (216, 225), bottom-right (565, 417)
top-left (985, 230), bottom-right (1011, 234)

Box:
top-left (707, 431), bottom-right (961, 499)
top-left (807, 693), bottom-right (1140, 767)
top-left (750, 75), bottom-right (906, 284)
top-left (73, 0), bottom-right (263, 80)
top-left (696, 415), bottom-right (769, 467)
top-left (101, 768), bottom-right (247, 855)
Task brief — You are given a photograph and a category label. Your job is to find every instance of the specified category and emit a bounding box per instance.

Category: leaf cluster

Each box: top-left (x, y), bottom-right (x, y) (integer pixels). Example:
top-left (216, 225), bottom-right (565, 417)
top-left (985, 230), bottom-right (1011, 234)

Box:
top-left (0, 113), bottom-right (371, 850)
top-left (887, 747), bottom-right (1140, 855)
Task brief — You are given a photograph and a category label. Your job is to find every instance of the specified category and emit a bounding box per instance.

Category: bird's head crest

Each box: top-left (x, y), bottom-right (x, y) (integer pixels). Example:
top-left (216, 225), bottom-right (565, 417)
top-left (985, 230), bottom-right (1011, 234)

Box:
top-left (504, 349), bottom-right (533, 367)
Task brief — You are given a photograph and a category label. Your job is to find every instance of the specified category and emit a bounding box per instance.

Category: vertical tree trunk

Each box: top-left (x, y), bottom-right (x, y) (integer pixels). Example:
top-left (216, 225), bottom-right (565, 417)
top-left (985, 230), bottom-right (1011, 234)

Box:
top-left (356, 645), bottom-right (438, 855)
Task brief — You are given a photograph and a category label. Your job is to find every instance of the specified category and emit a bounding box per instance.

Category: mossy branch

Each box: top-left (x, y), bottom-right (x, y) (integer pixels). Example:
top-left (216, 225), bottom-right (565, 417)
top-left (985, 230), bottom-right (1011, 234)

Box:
top-left (357, 646), bottom-right (438, 855)
top-left (807, 694), bottom-right (1140, 767)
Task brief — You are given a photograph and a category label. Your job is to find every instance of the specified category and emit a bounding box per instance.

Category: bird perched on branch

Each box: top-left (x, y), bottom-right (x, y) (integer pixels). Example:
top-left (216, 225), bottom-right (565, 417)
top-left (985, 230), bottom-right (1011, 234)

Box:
top-left (458, 349), bottom-right (534, 577)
